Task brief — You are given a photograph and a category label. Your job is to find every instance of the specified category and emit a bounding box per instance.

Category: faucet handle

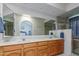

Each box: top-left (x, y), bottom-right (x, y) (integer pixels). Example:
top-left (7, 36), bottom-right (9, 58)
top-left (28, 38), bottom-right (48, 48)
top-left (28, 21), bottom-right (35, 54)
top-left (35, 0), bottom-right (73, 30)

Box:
top-left (22, 39), bottom-right (25, 41)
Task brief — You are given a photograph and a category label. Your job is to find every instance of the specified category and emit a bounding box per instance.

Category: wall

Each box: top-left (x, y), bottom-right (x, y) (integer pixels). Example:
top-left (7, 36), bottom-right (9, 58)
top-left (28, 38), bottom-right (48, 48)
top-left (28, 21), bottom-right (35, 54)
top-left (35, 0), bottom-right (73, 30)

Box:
top-left (57, 17), bottom-right (69, 29)
top-left (66, 3), bottom-right (79, 11)
top-left (45, 20), bottom-right (55, 35)
top-left (45, 22), bottom-right (53, 35)
top-left (31, 17), bottom-right (45, 35)
top-left (14, 14), bottom-right (45, 36)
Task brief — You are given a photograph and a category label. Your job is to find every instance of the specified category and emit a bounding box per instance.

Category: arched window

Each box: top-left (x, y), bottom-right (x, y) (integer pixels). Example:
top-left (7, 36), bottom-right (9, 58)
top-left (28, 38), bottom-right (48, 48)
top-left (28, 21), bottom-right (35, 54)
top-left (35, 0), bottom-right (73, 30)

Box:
top-left (20, 21), bottom-right (32, 36)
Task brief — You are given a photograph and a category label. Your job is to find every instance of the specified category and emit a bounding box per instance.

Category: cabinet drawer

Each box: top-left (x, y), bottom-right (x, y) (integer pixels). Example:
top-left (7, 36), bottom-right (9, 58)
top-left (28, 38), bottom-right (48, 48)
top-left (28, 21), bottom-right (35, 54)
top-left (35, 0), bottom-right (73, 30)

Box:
top-left (0, 47), bottom-right (3, 52)
top-left (57, 47), bottom-right (64, 53)
top-left (48, 40), bottom-right (64, 46)
top-left (0, 47), bottom-right (3, 56)
top-left (3, 44), bottom-right (22, 52)
top-left (23, 42), bottom-right (38, 48)
top-left (24, 47), bottom-right (37, 56)
top-left (38, 41), bottom-right (48, 46)
top-left (4, 50), bottom-right (21, 56)
top-left (38, 46), bottom-right (48, 50)
top-left (48, 40), bottom-right (58, 46)
top-left (38, 46), bottom-right (48, 56)
top-left (0, 53), bottom-right (3, 56)
top-left (57, 40), bottom-right (64, 46)
top-left (49, 47), bottom-right (58, 56)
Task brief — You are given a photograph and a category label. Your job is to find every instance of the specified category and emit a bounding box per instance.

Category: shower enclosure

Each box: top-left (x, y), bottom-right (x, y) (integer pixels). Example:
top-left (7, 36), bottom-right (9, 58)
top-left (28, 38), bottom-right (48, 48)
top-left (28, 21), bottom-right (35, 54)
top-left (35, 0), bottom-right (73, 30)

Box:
top-left (69, 16), bottom-right (79, 55)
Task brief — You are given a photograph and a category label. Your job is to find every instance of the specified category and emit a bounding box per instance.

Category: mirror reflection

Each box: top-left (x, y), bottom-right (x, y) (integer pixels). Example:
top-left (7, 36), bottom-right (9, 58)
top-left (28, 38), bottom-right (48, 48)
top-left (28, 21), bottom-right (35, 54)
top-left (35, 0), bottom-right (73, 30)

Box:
top-left (3, 4), bottom-right (56, 36)
top-left (3, 4), bottom-right (14, 36)
top-left (20, 21), bottom-right (32, 36)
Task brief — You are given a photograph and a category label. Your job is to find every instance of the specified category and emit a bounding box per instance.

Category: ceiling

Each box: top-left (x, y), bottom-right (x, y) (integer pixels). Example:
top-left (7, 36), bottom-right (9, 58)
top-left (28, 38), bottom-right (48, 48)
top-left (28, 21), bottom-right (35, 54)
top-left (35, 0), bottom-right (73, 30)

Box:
top-left (60, 6), bottom-right (79, 18)
top-left (3, 4), bottom-right (14, 16)
top-left (4, 3), bottom-right (79, 20)
top-left (4, 3), bottom-right (66, 20)
top-left (48, 3), bottom-right (69, 11)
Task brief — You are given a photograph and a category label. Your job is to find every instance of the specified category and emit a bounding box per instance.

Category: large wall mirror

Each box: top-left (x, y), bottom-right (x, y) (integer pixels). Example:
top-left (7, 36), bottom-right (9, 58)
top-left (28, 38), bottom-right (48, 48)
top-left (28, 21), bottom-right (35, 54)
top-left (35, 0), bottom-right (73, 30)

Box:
top-left (3, 3), bottom-right (56, 36)
top-left (3, 4), bottom-right (14, 36)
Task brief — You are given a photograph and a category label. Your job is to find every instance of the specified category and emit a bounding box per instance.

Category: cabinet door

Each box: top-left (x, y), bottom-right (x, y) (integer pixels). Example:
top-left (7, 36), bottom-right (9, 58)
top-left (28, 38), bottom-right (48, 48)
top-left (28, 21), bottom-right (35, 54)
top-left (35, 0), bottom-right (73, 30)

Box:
top-left (3, 44), bottom-right (22, 52)
top-left (49, 47), bottom-right (58, 56)
top-left (57, 40), bottom-right (64, 46)
top-left (4, 50), bottom-right (22, 56)
top-left (38, 46), bottom-right (48, 56)
top-left (23, 47), bottom-right (37, 56)
top-left (49, 46), bottom-right (64, 56)
top-left (0, 47), bottom-right (3, 56)
top-left (57, 47), bottom-right (64, 54)
top-left (0, 53), bottom-right (3, 56)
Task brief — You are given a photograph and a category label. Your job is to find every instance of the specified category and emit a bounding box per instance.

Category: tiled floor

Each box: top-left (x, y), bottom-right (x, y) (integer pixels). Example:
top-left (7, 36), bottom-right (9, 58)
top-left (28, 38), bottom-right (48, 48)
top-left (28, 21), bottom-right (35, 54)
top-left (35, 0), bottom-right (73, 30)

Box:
top-left (58, 53), bottom-right (78, 56)
top-left (71, 53), bottom-right (78, 56)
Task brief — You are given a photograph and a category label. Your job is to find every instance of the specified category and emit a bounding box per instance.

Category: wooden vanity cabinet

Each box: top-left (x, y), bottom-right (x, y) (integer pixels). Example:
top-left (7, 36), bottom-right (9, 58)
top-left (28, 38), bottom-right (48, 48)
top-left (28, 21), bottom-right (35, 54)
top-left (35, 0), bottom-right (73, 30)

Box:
top-left (23, 42), bottom-right (38, 48)
top-left (23, 41), bottom-right (49, 56)
top-left (23, 47), bottom-right (37, 56)
top-left (37, 41), bottom-right (48, 46)
top-left (48, 40), bottom-right (64, 46)
top-left (4, 50), bottom-right (22, 56)
top-left (0, 39), bottom-right (64, 56)
top-left (56, 40), bottom-right (64, 54)
top-left (3, 44), bottom-right (23, 56)
top-left (49, 47), bottom-right (64, 56)
top-left (0, 53), bottom-right (3, 56)
top-left (23, 42), bottom-right (38, 56)
top-left (49, 47), bottom-right (57, 56)
top-left (57, 46), bottom-right (64, 54)
top-left (37, 41), bottom-right (48, 56)
top-left (37, 46), bottom-right (48, 56)
top-left (48, 40), bottom-right (64, 56)
top-left (0, 47), bottom-right (3, 56)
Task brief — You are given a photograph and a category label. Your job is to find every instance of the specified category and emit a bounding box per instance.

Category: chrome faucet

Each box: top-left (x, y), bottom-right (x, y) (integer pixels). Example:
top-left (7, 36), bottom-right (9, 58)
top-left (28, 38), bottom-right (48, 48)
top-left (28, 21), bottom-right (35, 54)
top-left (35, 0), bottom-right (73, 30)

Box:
top-left (22, 38), bottom-right (25, 41)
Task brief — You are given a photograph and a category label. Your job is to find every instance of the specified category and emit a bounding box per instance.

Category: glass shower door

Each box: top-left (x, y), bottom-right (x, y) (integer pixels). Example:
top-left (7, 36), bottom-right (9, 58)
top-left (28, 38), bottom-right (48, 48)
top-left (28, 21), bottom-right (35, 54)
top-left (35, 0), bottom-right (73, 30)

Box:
top-left (71, 16), bottom-right (79, 55)
top-left (73, 17), bottom-right (79, 55)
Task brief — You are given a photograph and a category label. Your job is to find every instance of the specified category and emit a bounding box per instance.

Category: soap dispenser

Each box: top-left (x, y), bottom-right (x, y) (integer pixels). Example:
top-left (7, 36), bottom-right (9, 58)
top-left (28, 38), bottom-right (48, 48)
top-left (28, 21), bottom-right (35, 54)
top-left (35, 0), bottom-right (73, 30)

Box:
top-left (49, 32), bottom-right (53, 39)
top-left (60, 32), bottom-right (64, 38)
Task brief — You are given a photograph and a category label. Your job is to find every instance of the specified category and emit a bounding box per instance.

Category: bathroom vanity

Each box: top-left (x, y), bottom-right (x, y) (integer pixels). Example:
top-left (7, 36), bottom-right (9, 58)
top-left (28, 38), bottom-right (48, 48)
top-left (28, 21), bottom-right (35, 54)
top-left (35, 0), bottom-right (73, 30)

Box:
top-left (0, 38), bottom-right (64, 56)
top-left (0, 4), bottom-right (64, 56)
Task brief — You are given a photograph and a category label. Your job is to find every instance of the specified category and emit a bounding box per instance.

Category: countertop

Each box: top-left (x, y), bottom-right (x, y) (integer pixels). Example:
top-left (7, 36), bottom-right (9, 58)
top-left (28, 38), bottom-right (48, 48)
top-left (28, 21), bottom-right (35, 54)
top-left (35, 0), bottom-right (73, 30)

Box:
top-left (0, 38), bottom-right (63, 46)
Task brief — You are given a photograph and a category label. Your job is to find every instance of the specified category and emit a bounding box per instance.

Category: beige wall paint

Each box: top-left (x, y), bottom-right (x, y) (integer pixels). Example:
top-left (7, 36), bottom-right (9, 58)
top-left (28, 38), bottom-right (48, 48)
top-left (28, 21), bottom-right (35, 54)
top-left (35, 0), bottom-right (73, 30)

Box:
top-left (57, 17), bottom-right (69, 29)
top-left (14, 14), bottom-right (45, 36)
top-left (14, 14), bottom-right (21, 36)
top-left (32, 17), bottom-right (45, 35)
